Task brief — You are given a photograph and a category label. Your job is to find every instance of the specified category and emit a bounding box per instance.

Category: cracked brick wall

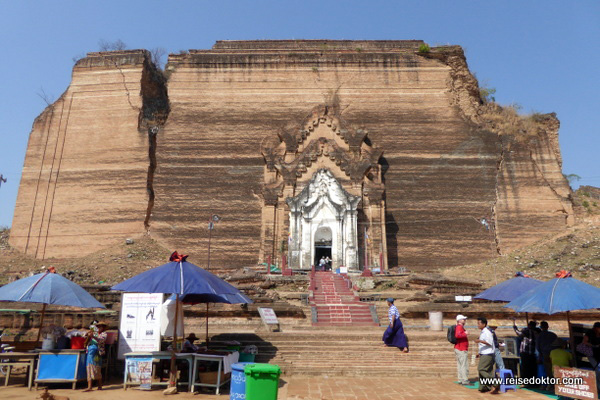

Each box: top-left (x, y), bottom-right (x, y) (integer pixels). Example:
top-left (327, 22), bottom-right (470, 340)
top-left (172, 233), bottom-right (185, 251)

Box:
top-left (10, 41), bottom-right (573, 270)
top-left (10, 50), bottom-right (167, 258)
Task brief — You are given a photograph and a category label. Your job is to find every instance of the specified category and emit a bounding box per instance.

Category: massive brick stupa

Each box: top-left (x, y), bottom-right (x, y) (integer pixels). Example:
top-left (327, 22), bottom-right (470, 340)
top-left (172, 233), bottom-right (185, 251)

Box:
top-left (10, 40), bottom-right (574, 271)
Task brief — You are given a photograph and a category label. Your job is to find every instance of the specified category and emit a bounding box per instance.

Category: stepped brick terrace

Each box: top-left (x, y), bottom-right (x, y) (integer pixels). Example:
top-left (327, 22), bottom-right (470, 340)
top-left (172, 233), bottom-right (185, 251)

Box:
top-left (309, 271), bottom-right (378, 326)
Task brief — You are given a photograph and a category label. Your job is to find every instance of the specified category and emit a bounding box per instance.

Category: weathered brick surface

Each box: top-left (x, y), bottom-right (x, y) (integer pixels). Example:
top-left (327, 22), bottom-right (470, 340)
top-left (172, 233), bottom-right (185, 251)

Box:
top-left (10, 50), bottom-right (167, 259)
top-left (11, 41), bottom-right (573, 272)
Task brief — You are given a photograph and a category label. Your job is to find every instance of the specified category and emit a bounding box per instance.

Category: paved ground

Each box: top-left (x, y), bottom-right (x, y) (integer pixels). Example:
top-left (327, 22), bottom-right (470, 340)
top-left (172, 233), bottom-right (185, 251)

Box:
top-left (0, 376), bottom-right (551, 400)
top-left (281, 377), bottom-right (549, 400)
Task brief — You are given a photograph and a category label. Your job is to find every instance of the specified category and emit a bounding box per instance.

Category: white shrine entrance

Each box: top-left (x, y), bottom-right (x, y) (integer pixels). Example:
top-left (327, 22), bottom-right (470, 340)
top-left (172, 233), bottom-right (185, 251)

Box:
top-left (260, 104), bottom-right (388, 271)
top-left (287, 169), bottom-right (361, 269)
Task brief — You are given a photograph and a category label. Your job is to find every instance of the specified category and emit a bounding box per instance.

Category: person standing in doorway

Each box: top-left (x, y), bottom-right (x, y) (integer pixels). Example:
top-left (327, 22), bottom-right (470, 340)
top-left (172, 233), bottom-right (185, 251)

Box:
top-left (454, 315), bottom-right (469, 385)
top-left (475, 317), bottom-right (498, 394)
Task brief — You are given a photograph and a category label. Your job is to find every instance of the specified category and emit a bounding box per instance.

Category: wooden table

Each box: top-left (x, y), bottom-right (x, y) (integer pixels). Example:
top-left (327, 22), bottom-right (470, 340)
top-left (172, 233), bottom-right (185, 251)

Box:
top-left (0, 352), bottom-right (37, 390)
top-left (123, 352), bottom-right (194, 392)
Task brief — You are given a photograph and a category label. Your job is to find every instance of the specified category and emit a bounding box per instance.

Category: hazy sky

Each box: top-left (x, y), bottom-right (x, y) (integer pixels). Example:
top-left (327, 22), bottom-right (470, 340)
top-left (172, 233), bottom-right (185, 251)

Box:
top-left (1, 1), bottom-right (599, 227)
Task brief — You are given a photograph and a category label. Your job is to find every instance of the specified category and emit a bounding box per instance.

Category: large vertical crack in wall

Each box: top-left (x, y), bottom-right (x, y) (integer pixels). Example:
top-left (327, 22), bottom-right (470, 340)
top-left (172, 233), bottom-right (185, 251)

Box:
top-left (491, 139), bottom-right (505, 255)
top-left (139, 55), bottom-right (170, 232)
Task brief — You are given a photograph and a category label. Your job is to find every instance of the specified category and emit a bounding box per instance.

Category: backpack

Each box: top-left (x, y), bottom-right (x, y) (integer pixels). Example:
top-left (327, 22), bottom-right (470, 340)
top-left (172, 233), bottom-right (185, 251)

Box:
top-left (447, 325), bottom-right (457, 344)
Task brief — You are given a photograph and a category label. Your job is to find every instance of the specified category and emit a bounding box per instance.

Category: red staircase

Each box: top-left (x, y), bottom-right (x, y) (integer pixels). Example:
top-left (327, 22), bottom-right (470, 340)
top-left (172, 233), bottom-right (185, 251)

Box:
top-left (309, 271), bottom-right (379, 326)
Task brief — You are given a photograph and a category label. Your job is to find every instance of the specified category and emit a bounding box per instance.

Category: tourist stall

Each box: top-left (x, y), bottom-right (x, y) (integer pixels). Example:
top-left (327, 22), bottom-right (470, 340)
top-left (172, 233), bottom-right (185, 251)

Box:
top-left (111, 251), bottom-right (252, 393)
top-left (0, 268), bottom-right (106, 389)
top-left (505, 271), bottom-right (600, 397)
top-left (474, 272), bottom-right (545, 374)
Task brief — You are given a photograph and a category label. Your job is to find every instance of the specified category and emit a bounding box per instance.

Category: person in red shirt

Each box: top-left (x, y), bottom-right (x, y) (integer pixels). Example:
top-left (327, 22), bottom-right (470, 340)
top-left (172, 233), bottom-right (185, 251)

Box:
top-left (455, 314), bottom-right (469, 385)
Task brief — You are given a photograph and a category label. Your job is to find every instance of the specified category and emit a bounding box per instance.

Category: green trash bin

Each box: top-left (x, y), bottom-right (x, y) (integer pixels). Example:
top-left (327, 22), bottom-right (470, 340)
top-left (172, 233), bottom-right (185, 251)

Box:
top-left (244, 363), bottom-right (281, 400)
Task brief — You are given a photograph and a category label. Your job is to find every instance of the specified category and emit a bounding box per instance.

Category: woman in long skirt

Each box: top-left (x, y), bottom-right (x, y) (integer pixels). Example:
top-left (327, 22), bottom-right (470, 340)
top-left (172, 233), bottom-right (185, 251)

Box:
top-left (382, 298), bottom-right (409, 352)
top-left (83, 321), bottom-right (108, 391)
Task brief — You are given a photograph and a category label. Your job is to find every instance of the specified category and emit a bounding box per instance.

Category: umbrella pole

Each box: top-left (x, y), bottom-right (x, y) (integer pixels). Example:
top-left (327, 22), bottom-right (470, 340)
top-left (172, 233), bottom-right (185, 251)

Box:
top-left (35, 303), bottom-right (47, 346)
top-left (168, 294), bottom-right (179, 390)
top-left (205, 303), bottom-right (209, 348)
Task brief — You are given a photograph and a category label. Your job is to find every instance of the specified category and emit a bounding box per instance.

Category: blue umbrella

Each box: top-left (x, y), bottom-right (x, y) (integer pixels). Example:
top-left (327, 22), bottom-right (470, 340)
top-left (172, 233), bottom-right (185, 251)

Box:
top-left (475, 273), bottom-right (543, 302)
top-left (0, 270), bottom-right (105, 343)
top-left (112, 254), bottom-right (252, 342)
top-left (111, 253), bottom-right (251, 391)
top-left (111, 257), bottom-right (251, 304)
top-left (505, 276), bottom-right (600, 315)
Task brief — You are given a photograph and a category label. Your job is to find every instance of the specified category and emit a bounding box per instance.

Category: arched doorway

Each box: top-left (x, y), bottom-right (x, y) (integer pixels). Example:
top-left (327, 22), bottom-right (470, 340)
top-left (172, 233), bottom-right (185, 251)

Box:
top-left (287, 169), bottom-right (361, 269)
top-left (314, 226), bottom-right (332, 269)
top-left (260, 105), bottom-right (387, 271)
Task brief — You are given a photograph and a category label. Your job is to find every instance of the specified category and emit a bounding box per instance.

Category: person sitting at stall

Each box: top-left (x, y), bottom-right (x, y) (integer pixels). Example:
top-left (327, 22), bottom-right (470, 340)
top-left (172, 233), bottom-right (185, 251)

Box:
top-left (550, 338), bottom-right (574, 369)
top-left (183, 333), bottom-right (199, 353)
top-left (582, 322), bottom-right (600, 369)
top-left (581, 322), bottom-right (600, 392)
top-left (83, 321), bottom-right (108, 392)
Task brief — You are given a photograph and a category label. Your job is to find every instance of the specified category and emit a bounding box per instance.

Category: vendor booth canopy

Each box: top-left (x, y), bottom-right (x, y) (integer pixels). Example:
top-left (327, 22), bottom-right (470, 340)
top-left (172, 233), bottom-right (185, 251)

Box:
top-left (505, 272), bottom-right (600, 314)
top-left (474, 272), bottom-right (543, 302)
top-left (0, 269), bottom-right (105, 308)
top-left (0, 268), bottom-right (105, 343)
top-left (112, 254), bottom-right (251, 303)
top-left (111, 252), bottom-right (251, 391)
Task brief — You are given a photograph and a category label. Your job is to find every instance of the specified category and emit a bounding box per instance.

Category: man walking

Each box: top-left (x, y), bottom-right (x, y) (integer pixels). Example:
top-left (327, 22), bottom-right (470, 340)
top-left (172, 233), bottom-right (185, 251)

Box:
top-left (475, 317), bottom-right (498, 394)
top-left (488, 320), bottom-right (505, 371)
top-left (536, 321), bottom-right (557, 381)
top-left (454, 315), bottom-right (469, 385)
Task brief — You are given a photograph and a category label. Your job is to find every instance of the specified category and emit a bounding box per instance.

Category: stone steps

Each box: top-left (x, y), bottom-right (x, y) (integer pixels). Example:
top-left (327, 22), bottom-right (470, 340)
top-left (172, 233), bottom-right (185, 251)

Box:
top-left (210, 327), bottom-right (458, 377)
top-left (310, 272), bottom-right (378, 326)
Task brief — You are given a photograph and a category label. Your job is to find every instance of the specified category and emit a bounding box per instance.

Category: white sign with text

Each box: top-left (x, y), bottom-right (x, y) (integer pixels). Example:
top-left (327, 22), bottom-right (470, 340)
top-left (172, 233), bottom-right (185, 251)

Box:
top-left (118, 293), bottom-right (163, 359)
top-left (258, 307), bottom-right (279, 325)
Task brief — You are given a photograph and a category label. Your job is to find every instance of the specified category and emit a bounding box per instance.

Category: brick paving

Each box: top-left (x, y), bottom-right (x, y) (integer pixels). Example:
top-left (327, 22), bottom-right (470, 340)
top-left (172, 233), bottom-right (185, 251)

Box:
top-left (0, 376), bottom-right (551, 399)
top-left (281, 377), bottom-right (548, 399)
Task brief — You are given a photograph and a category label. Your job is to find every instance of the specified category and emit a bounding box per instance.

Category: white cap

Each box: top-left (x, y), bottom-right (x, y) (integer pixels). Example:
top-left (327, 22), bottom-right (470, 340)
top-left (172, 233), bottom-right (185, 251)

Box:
top-left (456, 315), bottom-right (468, 321)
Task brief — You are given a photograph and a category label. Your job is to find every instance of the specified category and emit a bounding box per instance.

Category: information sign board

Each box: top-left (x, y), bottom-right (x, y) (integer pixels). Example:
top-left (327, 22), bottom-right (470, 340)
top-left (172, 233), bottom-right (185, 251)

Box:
top-left (554, 366), bottom-right (598, 400)
top-left (118, 293), bottom-right (163, 359)
top-left (258, 307), bottom-right (279, 325)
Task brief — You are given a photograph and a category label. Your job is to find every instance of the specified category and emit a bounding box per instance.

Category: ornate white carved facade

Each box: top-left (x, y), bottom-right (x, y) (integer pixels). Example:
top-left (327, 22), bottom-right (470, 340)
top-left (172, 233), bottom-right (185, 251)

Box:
top-left (260, 105), bottom-right (387, 270)
top-left (287, 169), bottom-right (361, 269)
